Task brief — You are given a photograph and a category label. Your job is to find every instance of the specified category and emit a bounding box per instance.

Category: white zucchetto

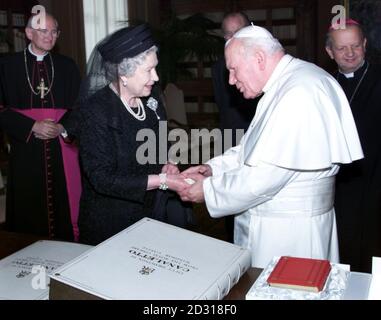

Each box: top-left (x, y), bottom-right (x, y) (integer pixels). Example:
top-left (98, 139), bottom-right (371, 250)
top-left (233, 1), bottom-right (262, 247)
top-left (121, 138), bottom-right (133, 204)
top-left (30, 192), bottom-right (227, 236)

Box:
top-left (234, 23), bottom-right (275, 39)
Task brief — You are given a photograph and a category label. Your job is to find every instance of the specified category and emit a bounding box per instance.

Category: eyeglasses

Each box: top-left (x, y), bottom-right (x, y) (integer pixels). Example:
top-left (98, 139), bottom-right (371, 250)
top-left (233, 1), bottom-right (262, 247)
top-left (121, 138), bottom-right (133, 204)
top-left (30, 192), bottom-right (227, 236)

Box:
top-left (35, 29), bottom-right (61, 38)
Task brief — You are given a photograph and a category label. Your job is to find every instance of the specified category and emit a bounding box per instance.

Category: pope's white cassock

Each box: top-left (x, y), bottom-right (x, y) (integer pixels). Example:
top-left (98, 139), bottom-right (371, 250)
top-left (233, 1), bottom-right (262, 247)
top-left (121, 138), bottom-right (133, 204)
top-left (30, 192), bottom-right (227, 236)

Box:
top-left (204, 54), bottom-right (364, 268)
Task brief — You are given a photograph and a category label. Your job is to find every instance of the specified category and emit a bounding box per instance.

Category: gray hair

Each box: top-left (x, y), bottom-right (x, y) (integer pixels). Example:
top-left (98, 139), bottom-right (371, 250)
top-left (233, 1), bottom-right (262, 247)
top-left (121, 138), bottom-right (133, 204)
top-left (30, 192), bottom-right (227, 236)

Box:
top-left (239, 36), bottom-right (284, 56)
top-left (104, 45), bottom-right (158, 82)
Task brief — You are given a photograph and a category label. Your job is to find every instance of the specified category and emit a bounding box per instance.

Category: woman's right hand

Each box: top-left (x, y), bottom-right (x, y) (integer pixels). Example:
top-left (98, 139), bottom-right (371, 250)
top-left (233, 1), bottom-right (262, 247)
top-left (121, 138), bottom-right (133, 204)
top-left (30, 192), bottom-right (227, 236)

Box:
top-left (161, 163), bottom-right (180, 175)
top-left (147, 174), bottom-right (190, 193)
top-left (166, 174), bottom-right (190, 193)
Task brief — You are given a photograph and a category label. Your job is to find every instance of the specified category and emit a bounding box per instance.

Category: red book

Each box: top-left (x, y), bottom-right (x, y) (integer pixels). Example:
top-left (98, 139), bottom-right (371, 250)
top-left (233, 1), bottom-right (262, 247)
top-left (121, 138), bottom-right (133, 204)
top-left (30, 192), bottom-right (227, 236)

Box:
top-left (267, 256), bottom-right (331, 292)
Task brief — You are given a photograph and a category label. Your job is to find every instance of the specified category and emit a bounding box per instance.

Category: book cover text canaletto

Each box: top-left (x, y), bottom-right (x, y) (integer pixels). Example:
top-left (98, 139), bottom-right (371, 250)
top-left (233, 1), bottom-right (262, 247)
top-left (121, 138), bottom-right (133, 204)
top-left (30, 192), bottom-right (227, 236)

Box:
top-left (129, 246), bottom-right (198, 275)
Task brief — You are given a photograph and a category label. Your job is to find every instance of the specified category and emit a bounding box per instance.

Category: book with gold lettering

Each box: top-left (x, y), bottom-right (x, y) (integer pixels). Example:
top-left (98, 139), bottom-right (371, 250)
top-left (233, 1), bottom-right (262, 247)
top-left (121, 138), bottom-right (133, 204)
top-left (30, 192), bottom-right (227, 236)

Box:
top-left (49, 218), bottom-right (251, 300)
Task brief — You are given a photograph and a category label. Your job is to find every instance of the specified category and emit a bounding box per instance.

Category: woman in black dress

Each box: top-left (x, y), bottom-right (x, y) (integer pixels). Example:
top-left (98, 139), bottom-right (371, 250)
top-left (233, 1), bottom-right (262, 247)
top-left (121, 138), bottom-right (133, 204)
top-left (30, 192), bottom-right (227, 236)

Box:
top-left (76, 24), bottom-right (190, 245)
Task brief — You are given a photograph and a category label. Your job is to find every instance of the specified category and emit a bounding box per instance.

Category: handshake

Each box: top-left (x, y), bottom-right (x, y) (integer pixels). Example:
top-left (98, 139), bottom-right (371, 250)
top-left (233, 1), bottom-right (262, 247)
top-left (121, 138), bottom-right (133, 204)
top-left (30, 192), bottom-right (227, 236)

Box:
top-left (158, 163), bottom-right (213, 203)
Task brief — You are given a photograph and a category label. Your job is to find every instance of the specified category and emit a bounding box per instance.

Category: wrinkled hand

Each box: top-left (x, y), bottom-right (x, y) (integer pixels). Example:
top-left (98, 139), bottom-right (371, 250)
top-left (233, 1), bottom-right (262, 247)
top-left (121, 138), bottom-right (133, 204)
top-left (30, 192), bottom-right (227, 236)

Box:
top-left (178, 179), bottom-right (205, 203)
top-left (182, 164), bottom-right (212, 178)
top-left (32, 119), bottom-right (63, 140)
top-left (177, 165), bottom-right (211, 202)
top-left (161, 163), bottom-right (180, 175)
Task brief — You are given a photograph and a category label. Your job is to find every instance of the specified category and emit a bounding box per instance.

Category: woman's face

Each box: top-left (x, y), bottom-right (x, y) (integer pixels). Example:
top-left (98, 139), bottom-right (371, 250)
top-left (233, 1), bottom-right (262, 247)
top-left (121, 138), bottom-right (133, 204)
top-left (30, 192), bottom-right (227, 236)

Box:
top-left (123, 51), bottom-right (159, 98)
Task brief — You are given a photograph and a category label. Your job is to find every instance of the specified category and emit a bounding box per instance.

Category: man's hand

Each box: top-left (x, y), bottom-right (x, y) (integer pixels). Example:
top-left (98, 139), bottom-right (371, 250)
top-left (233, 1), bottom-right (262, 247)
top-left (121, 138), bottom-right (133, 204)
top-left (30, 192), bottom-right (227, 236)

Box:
top-left (182, 164), bottom-right (213, 178)
top-left (176, 165), bottom-right (212, 202)
top-left (32, 119), bottom-right (64, 140)
top-left (178, 179), bottom-right (205, 203)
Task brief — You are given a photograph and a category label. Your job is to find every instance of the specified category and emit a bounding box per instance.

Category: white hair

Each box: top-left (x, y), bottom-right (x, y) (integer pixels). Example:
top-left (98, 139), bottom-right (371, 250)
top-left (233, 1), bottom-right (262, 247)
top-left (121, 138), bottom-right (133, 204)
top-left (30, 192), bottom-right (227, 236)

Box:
top-left (118, 46), bottom-right (158, 77)
top-left (240, 36), bottom-right (284, 56)
top-left (226, 24), bottom-right (284, 56)
top-left (104, 45), bottom-right (158, 82)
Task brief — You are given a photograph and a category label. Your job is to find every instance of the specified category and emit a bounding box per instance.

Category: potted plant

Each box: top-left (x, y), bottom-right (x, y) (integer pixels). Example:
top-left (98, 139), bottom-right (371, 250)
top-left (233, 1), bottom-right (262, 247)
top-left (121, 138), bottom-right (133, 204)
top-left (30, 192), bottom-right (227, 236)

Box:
top-left (153, 12), bottom-right (225, 88)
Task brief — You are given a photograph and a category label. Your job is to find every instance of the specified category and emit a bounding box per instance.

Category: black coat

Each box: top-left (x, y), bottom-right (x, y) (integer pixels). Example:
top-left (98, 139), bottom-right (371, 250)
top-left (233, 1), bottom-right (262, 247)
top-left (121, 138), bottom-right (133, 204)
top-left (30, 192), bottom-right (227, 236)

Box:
top-left (77, 86), bottom-right (189, 245)
top-left (335, 62), bottom-right (381, 272)
top-left (0, 50), bottom-right (80, 240)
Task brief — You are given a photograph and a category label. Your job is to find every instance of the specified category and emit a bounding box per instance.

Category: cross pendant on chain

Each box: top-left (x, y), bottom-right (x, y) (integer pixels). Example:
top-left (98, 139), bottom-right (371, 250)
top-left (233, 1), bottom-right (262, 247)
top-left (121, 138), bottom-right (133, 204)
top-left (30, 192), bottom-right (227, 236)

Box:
top-left (37, 78), bottom-right (48, 99)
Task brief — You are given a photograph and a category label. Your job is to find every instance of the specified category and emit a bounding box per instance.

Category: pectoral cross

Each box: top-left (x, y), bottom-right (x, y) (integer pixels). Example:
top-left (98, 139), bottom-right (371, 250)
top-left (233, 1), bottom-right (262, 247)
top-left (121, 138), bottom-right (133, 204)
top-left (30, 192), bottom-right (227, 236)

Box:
top-left (37, 78), bottom-right (48, 99)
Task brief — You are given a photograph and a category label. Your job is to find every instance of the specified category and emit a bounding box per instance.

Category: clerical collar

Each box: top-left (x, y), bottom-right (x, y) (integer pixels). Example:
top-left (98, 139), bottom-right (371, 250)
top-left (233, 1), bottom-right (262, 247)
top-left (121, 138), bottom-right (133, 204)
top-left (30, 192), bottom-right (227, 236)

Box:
top-left (28, 44), bottom-right (48, 62)
top-left (339, 60), bottom-right (365, 79)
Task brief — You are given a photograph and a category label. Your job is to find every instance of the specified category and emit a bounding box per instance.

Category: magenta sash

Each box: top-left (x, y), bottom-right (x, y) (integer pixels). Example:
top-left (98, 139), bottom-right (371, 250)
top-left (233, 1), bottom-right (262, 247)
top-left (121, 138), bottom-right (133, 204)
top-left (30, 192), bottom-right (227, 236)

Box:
top-left (13, 108), bottom-right (81, 241)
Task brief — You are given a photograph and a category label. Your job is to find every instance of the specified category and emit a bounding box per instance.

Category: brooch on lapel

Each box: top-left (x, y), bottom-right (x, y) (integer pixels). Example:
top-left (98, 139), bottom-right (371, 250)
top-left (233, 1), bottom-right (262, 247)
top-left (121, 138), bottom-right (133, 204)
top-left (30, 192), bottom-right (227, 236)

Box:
top-left (146, 97), bottom-right (160, 120)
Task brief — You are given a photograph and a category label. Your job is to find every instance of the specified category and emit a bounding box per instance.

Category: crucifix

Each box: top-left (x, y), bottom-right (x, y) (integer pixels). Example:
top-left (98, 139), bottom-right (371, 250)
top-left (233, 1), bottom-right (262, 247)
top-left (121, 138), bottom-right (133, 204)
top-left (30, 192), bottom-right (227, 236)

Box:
top-left (37, 78), bottom-right (48, 99)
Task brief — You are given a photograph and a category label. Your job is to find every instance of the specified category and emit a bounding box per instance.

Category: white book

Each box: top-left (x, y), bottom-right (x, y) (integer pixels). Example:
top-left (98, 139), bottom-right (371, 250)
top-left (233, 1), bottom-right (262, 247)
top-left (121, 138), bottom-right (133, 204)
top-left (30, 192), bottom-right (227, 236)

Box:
top-left (49, 218), bottom-right (251, 300)
top-left (0, 240), bottom-right (92, 300)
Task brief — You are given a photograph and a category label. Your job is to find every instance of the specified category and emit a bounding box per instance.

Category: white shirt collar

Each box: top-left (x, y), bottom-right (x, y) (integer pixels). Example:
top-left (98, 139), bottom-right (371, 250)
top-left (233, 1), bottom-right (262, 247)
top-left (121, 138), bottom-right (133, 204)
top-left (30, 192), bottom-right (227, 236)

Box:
top-left (339, 60), bottom-right (365, 79)
top-left (262, 54), bottom-right (294, 93)
top-left (28, 44), bottom-right (48, 62)
top-left (342, 72), bottom-right (354, 78)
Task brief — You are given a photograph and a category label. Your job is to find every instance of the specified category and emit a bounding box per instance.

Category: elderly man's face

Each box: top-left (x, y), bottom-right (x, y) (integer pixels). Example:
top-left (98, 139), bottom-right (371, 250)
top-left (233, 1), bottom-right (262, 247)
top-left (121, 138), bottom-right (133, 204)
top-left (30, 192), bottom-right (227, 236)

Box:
top-left (326, 26), bottom-right (366, 73)
top-left (225, 39), bottom-right (264, 99)
top-left (25, 15), bottom-right (59, 55)
top-left (124, 51), bottom-right (159, 98)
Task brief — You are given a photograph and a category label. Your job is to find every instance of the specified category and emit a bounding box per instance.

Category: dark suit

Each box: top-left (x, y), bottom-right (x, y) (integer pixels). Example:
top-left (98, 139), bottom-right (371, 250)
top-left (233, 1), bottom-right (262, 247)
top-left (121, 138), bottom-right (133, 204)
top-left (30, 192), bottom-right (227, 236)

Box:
top-left (334, 62), bottom-right (381, 272)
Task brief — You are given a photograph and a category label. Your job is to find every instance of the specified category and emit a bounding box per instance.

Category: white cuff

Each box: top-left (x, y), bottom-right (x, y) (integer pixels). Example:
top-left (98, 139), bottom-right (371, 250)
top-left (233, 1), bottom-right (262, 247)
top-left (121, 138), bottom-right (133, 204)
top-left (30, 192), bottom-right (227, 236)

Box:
top-left (61, 129), bottom-right (68, 139)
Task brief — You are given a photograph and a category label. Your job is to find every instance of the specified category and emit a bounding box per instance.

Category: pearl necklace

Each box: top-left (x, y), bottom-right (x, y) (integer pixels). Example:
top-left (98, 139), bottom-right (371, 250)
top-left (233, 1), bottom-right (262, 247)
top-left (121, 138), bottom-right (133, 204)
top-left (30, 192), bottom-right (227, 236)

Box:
top-left (24, 48), bottom-right (54, 98)
top-left (337, 62), bottom-right (369, 104)
top-left (109, 84), bottom-right (146, 121)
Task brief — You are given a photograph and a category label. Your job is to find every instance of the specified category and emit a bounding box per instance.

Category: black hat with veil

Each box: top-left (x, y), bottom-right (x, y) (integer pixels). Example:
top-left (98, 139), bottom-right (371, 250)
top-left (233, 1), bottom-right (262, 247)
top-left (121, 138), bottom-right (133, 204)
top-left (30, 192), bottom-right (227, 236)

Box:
top-left (78, 23), bottom-right (156, 103)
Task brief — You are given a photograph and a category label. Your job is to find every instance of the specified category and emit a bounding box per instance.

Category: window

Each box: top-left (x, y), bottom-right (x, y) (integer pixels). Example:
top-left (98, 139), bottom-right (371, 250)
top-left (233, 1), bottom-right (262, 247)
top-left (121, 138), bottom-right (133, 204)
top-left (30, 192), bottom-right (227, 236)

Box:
top-left (82, 0), bottom-right (128, 61)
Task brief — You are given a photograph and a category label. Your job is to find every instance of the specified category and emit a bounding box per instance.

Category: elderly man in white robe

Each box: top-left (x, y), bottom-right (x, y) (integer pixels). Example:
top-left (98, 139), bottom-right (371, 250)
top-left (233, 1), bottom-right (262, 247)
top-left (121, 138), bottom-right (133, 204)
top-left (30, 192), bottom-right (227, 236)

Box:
top-left (179, 25), bottom-right (364, 268)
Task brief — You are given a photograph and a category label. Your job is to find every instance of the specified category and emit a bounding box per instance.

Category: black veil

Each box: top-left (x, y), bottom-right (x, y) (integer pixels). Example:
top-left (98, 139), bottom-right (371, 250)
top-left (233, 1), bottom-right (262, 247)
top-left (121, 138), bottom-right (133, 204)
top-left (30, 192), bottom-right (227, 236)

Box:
top-left (77, 23), bottom-right (155, 105)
